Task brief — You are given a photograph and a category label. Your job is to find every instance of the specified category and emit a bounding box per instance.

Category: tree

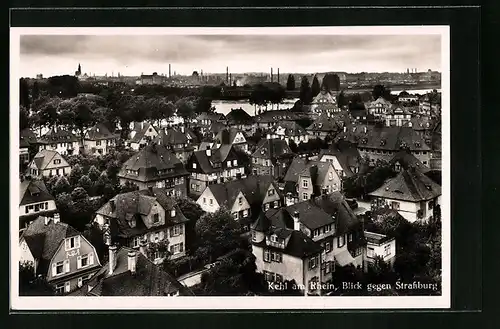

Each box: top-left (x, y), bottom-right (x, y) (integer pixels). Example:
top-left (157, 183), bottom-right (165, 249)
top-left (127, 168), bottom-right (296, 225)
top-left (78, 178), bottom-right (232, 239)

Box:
top-left (77, 174), bottom-right (93, 193)
top-left (372, 84), bottom-right (392, 100)
top-left (45, 175), bottom-right (60, 194)
top-left (55, 192), bottom-right (75, 221)
top-left (19, 261), bottom-right (53, 296)
top-left (194, 208), bottom-right (242, 264)
top-left (321, 73), bottom-right (341, 92)
top-left (174, 197), bottom-right (204, 253)
top-left (286, 74), bottom-right (296, 90)
top-left (83, 222), bottom-right (106, 264)
top-left (69, 163), bottom-right (84, 186)
top-left (20, 78), bottom-right (31, 109)
top-left (52, 176), bottom-right (71, 196)
top-left (87, 165), bottom-right (101, 182)
top-left (20, 106), bottom-right (30, 130)
top-left (70, 187), bottom-right (94, 231)
top-left (119, 181), bottom-right (139, 193)
top-left (311, 75), bottom-right (321, 97)
top-left (32, 81), bottom-right (40, 101)
top-left (176, 96), bottom-right (198, 120)
top-left (36, 97), bottom-right (61, 128)
top-left (299, 76), bottom-right (313, 104)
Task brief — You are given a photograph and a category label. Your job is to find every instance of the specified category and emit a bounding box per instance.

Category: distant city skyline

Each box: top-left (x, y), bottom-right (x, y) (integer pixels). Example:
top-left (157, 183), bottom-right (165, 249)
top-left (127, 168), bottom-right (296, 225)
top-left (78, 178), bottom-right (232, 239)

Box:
top-left (19, 34), bottom-right (441, 78)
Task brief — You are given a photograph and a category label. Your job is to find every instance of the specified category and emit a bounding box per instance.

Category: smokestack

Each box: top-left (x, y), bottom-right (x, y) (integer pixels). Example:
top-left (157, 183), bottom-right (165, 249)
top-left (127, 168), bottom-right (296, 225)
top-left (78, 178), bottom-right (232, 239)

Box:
top-left (271, 68), bottom-right (273, 82)
top-left (108, 244), bottom-right (118, 275)
top-left (277, 68), bottom-right (280, 83)
top-left (226, 67), bottom-right (229, 83)
top-left (127, 250), bottom-right (137, 274)
top-left (229, 73), bottom-right (232, 86)
top-left (169, 64), bottom-right (171, 78)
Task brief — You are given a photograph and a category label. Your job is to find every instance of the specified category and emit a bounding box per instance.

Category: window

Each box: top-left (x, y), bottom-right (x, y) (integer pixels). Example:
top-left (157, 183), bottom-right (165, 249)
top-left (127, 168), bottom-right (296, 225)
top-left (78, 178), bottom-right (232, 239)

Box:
top-left (55, 261), bottom-right (64, 275)
top-left (233, 212), bottom-right (239, 220)
top-left (328, 172), bottom-right (333, 180)
top-left (309, 256), bottom-right (318, 269)
top-left (171, 209), bottom-right (176, 217)
top-left (202, 197), bottom-right (206, 204)
top-left (233, 160), bottom-right (237, 166)
top-left (132, 236), bottom-right (141, 248)
top-left (275, 274), bottom-right (283, 282)
top-left (302, 179), bottom-right (309, 188)
top-left (65, 236), bottom-right (80, 251)
top-left (54, 159), bottom-right (61, 165)
top-left (227, 161), bottom-right (232, 167)
top-left (238, 197), bottom-right (243, 205)
top-left (390, 201), bottom-right (400, 210)
top-left (348, 233), bottom-right (353, 242)
top-left (337, 235), bottom-right (345, 248)
top-left (325, 242), bottom-right (332, 253)
top-left (209, 199), bottom-right (213, 205)
top-left (324, 261), bottom-right (332, 274)
top-left (302, 193), bottom-right (309, 201)
top-left (172, 225), bottom-right (182, 236)
top-left (324, 224), bottom-right (331, 233)
top-left (81, 254), bottom-right (89, 267)
top-left (252, 231), bottom-right (256, 241)
top-left (367, 247), bottom-right (375, 258)
top-left (153, 214), bottom-right (160, 223)
top-left (263, 250), bottom-right (270, 262)
top-left (384, 244), bottom-right (391, 257)
top-left (242, 209), bottom-right (249, 217)
top-left (96, 140), bottom-right (102, 146)
top-left (265, 203), bottom-right (270, 211)
top-left (192, 163), bottom-right (197, 169)
top-left (268, 189), bottom-right (275, 196)
top-left (313, 229), bottom-right (320, 238)
top-left (55, 283), bottom-right (65, 295)
top-left (263, 271), bottom-right (274, 281)
top-left (270, 235), bottom-right (278, 243)
top-left (270, 251), bottom-right (282, 263)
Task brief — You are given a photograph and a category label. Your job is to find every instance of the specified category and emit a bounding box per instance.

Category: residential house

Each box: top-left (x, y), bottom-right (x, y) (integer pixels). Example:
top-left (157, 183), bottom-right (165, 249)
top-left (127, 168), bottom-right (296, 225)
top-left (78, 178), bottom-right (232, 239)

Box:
top-left (251, 192), bottom-right (366, 294)
top-left (196, 175), bottom-right (282, 229)
top-left (310, 89), bottom-right (340, 115)
top-left (273, 121), bottom-right (309, 145)
top-left (20, 128), bottom-right (38, 169)
top-left (254, 110), bottom-right (299, 130)
top-left (118, 143), bottom-right (189, 196)
top-left (19, 214), bottom-right (102, 295)
top-left (364, 231), bottom-right (396, 267)
top-left (27, 149), bottom-right (72, 178)
top-left (83, 123), bottom-right (118, 155)
top-left (389, 150), bottom-right (430, 174)
top-left (306, 112), bottom-right (349, 140)
top-left (250, 138), bottom-right (295, 179)
top-left (70, 246), bottom-right (193, 296)
top-left (384, 107), bottom-right (412, 127)
top-left (195, 112), bottom-right (227, 135)
top-left (365, 97), bottom-right (392, 118)
top-left (225, 108), bottom-right (255, 134)
top-left (38, 126), bottom-right (80, 156)
top-left (369, 167), bottom-right (441, 222)
top-left (317, 143), bottom-right (362, 178)
top-left (93, 188), bottom-right (188, 262)
top-left (19, 179), bottom-right (58, 229)
top-left (153, 126), bottom-right (195, 163)
top-left (127, 122), bottom-right (159, 151)
top-left (397, 91), bottom-right (419, 104)
top-left (186, 144), bottom-right (246, 196)
top-left (214, 128), bottom-right (249, 153)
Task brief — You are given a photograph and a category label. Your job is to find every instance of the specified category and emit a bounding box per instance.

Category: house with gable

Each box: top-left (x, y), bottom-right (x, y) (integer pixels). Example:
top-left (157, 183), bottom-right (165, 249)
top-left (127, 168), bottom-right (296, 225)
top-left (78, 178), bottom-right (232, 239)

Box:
top-left (310, 89), bottom-right (340, 115)
top-left (196, 175), bottom-right (282, 230)
top-left (317, 142), bottom-right (362, 178)
top-left (127, 121), bottom-right (160, 151)
top-left (214, 127), bottom-right (249, 153)
top-left (20, 128), bottom-right (38, 169)
top-left (306, 112), bottom-right (349, 140)
top-left (250, 138), bottom-right (295, 179)
top-left (19, 179), bottom-right (58, 229)
top-left (26, 149), bottom-right (72, 178)
top-left (19, 214), bottom-right (102, 295)
top-left (93, 188), bottom-right (188, 262)
top-left (369, 167), bottom-right (441, 222)
top-left (118, 143), bottom-right (189, 196)
top-left (273, 121), bottom-right (309, 145)
top-left (153, 126), bottom-right (196, 163)
top-left (186, 144), bottom-right (246, 196)
top-left (38, 126), bottom-right (80, 156)
top-left (83, 123), bottom-right (118, 155)
top-left (384, 106), bottom-right (413, 127)
top-left (225, 108), bottom-right (255, 134)
top-left (365, 97), bottom-right (392, 118)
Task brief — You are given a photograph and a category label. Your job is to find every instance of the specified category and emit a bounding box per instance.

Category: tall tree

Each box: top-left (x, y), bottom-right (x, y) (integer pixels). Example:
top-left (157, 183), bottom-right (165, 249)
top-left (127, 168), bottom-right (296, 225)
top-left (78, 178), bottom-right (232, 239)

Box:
top-left (299, 76), bottom-right (313, 105)
top-left (286, 74), bottom-right (296, 90)
top-left (69, 164), bottom-right (84, 186)
top-left (20, 78), bottom-right (31, 109)
top-left (311, 75), bottom-right (321, 97)
top-left (174, 197), bottom-right (204, 254)
top-left (52, 176), bottom-right (71, 196)
top-left (20, 106), bottom-right (30, 130)
top-left (372, 84), bottom-right (392, 100)
top-left (32, 81), bottom-right (40, 101)
top-left (321, 73), bottom-right (341, 92)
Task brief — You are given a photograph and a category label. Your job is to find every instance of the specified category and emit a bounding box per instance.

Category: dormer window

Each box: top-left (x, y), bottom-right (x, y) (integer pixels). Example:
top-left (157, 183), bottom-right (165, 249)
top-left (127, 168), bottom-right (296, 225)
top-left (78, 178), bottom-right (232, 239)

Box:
top-left (54, 159), bottom-right (61, 165)
top-left (270, 234), bottom-right (278, 243)
top-left (171, 209), bottom-right (176, 217)
top-left (233, 159), bottom-right (237, 166)
top-left (192, 163), bottom-right (197, 169)
top-left (153, 214), bottom-right (160, 223)
top-left (415, 141), bottom-right (421, 147)
top-left (65, 236), bottom-right (81, 251)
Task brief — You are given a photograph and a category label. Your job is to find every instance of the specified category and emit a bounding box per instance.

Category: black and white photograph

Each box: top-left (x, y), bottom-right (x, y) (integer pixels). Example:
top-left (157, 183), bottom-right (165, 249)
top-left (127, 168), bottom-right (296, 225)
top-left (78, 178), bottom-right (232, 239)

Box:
top-left (10, 26), bottom-right (450, 310)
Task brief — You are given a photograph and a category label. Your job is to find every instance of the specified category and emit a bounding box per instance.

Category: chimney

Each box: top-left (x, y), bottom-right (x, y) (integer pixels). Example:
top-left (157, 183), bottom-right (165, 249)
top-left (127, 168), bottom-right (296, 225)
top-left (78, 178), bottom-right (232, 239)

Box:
top-left (206, 145), bottom-right (212, 157)
top-left (277, 68), bottom-right (280, 83)
top-left (141, 121), bottom-right (144, 130)
top-left (127, 250), bottom-right (137, 274)
top-left (266, 134), bottom-right (271, 139)
top-left (226, 67), bottom-right (229, 83)
top-left (292, 211), bottom-right (300, 231)
top-left (180, 126), bottom-right (185, 133)
top-left (343, 126), bottom-right (347, 133)
top-left (139, 238), bottom-right (148, 257)
top-left (110, 200), bottom-right (116, 212)
top-left (53, 213), bottom-right (60, 224)
top-left (44, 216), bottom-right (50, 225)
top-left (364, 126), bottom-right (367, 133)
top-left (108, 244), bottom-right (118, 275)
top-left (169, 64), bottom-right (171, 78)
top-left (271, 68), bottom-right (273, 82)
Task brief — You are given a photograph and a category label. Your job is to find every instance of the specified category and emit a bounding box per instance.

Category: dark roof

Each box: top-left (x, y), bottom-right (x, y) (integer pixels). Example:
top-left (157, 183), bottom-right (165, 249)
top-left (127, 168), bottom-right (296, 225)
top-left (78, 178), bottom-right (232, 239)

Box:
top-left (21, 216), bottom-right (81, 276)
top-left (77, 247), bottom-right (193, 296)
top-left (190, 144), bottom-right (239, 174)
top-left (154, 127), bottom-right (188, 146)
top-left (364, 231), bottom-right (394, 245)
top-left (38, 127), bottom-right (78, 144)
top-left (369, 168), bottom-right (441, 202)
top-left (197, 112), bottom-right (226, 122)
top-left (253, 228), bottom-right (322, 258)
top-left (19, 179), bottom-right (55, 206)
top-left (30, 149), bottom-right (68, 170)
top-left (129, 122), bottom-right (157, 143)
top-left (306, 113), bottom-right (348, 132)
top-left (225, 108), bottom-right (254, 125)
top-left (21, 128), bottom-right (38, 146)
top-left (214, 128), bottom-right (246, 145)
top-left (318, 144), bottom-right (361, 177)
top-left (255, 110), bottom-right (298, 123)
top-left (118, 144), bottom-right (188, 183)
top-left (283, 157), bottom-right (308, 182)
top-left (95, 188), bottom-right (188, 239)
top-left (85, 123), bottom-right (117, 140)
top-left (206, 175), bottom-right (278, 208)
top-left (274, 121), bottom-right (307, 136)
top-left (251, 138), bottom-right (293, 161)
top-left (389, 150), bottom-right (430, 173)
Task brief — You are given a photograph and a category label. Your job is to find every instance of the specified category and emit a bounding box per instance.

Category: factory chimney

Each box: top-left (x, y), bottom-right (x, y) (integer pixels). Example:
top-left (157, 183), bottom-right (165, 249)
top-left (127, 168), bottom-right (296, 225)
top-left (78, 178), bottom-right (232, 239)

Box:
top-left (169, 64), bottom-right (171, 78)
top-left (271, 68), bottom-right (273, 83)
top-left (277, 68), bottom-right (280, 83)
top-left (226, 66), bottom-right (229, 84)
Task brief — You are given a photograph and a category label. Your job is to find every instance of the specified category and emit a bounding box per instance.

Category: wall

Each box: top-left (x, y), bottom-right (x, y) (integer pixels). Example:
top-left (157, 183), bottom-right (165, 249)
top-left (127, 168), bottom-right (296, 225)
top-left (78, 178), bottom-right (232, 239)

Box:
top-left (230, 191), bottom-right (251, 219)
top-left (41, 141), bottom-right (80, 156)
top-left (253, 245), bottom-right (305, 286)
top-left (297, 176), bottom-right (313, 201)
top-left (19, 200), bottom-right (57, 218)
top-left (366, 238), bottom-right (396, 266)
top-left (372, 198), bottom-right (419, 222)
top-left (19, 238), bottom-right (35, 264)
top-left (318, 164), bottom-right (342, 193)
top-left (84, 138), bottom-right (116, 156)
top-left (197, 188), bottom-right (221, 213)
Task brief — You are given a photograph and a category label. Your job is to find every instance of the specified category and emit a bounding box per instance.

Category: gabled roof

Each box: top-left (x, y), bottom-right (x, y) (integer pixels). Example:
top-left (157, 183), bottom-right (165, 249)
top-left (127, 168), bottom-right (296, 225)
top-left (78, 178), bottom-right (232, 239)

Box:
top-left (38, 127), bottom-right (78, 144)
top-left (251, 138), bottom-right (293, 160)
top-left (75, 247), bottom-right (193, 296)
top-left (312, 90), bottom-right (337, 104)
top-left (118, 144), bottom-right (188, 182)
top-left (367, 97), bottom-right (392, 107)
top-left (154, 127), bottom-right (188, 146)
top-left (95, 188), bottom-right (188, 239)
top-left (274, 121), bottom-right (307, 136)
top-left (196, 112), bottom-right (226, 122)
top-left (31, 149), bottom-right (68, 170)
top-left (390, 150), bottom-right (430, 173)
top-left (191, 144), bottom-right (239, 174)
top-left (255, 110), bottom-right (299, 123)
top-left (225, 108), bottom-right (254, 125)
top-left (85, 123), bottom-right (117, 140)
top-left (207, 121), bottom-right (227, 134)
top-left (369, 167), bottom-right (441, 202)
top-left (20, 179), bottom-right (55, 206)
top-left (318, 143), bottom-right (361, 177)
top-left (129, 122), bottom-right (157, 143)
top-left (214, 128), bottom-right (247, 145)
top-left (306, 113), bottom-right (347, 132)
top-left (21, 216), bottom-right (81, 276)
top-left (205, 175), bottom-right (278, 208)
top-left (21, 128), bottom-right (38, 145)
top-left (298, 161), bottom-right (334, 187)
top-left (253, 226), bottom-right (322, 259)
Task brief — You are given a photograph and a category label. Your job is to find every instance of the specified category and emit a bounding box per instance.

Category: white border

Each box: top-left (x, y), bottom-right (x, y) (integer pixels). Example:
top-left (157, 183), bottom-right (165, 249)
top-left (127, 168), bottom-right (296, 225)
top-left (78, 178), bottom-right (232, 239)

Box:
top-left (10, 26), bottom-right (450, 310)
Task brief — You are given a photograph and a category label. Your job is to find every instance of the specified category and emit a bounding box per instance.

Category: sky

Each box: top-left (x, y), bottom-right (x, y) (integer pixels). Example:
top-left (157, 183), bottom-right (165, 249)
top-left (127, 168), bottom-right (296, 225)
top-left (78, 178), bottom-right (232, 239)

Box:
top-left (19, 34), bottom-right (442, 78)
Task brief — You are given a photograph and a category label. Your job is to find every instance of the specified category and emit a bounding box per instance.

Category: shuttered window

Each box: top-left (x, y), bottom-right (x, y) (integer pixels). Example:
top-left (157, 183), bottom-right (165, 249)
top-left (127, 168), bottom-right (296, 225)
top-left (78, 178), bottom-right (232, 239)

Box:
top-left (64, 259), bottom-right (70, 273)
top-left (64, 281), bottom-right (70, 293)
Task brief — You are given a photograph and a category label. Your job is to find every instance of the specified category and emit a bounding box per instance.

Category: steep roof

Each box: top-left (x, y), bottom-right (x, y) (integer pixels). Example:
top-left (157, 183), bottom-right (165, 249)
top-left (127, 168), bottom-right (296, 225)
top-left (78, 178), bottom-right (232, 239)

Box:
top-left (369, 167), bottom-right (441, 202)
top-left (251, 138), bottom-right (293, 161)
top-left (226, 108), bottom-right (254, 125)
top-left (76, 247), bottom-right (193, 296)
top-left (206, 175), bottom-right (278, 208)
top-left (19, 179), bottom-right (55, 206)
top-left (118, 144), bottom-right (188, 182)
top-left (390, 150), bottom-right (430, 173)
top-left (255, 110), bottom-right (298, 123)
top-left (253, 228), bottom-right (322, 259)
top-left (306, 113), bottom-right (348, 132)
top-left (21, 216), bottom-right (81, 276)
top-left (312, 90), bottom-right (337, 104)
top-left (38, 127), bottom-right (78, 144)
top-left (197, 112), bottom-right (226, 122)
top-left (214, 128), bottom-right (247, 145)
top-left (191, 145), bottom-right (241, 174)
top-left (85, 123), bottom-right (117, 140)
top-left (20, 128), bottom-right (38, 146)
top-left (129, 122), bottom-right (157, 143)
top-left (274, 121), bottom-right (308, 136)
top-left (367, 97), bottom-right (392, 107)
top-left (318, 144), bottom-right (361, 177)
top-left (154, 127), bottom-right (189, 146)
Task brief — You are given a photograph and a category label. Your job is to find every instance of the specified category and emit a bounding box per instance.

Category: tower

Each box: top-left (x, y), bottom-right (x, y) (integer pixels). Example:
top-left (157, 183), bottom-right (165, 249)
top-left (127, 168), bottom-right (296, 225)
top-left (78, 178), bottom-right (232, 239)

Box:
top-left (271, 67), bottom-right (273, 82)
top-left (75, 63), bottom-right (82, 77)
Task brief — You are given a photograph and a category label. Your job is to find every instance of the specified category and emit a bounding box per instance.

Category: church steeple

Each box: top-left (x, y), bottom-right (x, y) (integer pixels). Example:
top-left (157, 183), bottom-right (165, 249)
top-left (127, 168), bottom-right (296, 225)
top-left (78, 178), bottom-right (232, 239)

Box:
top-left (75, 63), bottom-right (82, 76)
